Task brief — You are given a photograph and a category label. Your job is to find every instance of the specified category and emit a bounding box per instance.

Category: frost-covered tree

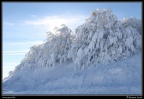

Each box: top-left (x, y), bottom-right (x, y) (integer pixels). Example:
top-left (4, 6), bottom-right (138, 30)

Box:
top-left (13, 24), bottom-right (72, 72)
top-left (70, 8), bottom-right (142, 71)
top-left (12, 8), bottom-right (141, 73)
top-left (8, 71), bottom-right (13, 77)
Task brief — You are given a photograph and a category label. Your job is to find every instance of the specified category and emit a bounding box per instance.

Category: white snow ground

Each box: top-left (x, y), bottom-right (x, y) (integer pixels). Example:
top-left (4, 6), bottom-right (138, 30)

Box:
top-left (3, 50), bottom-right (142, 95)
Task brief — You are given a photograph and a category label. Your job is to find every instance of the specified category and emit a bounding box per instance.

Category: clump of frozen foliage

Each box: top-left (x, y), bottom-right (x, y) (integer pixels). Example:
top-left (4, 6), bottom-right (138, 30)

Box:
top-left (14, 24), bottom-right (72, 72)
top-left (69, 8), bottom-right (142, 70)
top-left (13, 8), bottom-right (141, 72)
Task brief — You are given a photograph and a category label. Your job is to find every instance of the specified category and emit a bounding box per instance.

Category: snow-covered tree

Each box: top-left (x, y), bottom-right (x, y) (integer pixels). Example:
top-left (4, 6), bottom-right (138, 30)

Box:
top-left (8, 71), bottom-right (13, 77)
top-left (70, 8), bottom-right (142, 71)
top-left (12, 8), bottom-right (141, 73)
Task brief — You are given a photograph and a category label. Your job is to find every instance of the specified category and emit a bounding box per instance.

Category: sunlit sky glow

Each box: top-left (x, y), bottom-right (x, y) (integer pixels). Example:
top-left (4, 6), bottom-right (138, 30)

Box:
top-left (2, 2), bottom-right (142, 79)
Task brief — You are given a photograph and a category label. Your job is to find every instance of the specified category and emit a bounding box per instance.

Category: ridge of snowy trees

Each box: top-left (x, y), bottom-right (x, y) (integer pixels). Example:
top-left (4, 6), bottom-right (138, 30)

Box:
top-left (14, 8), bottom-right (141, 72)
top-left (69, 9), bottom-right (142, 70)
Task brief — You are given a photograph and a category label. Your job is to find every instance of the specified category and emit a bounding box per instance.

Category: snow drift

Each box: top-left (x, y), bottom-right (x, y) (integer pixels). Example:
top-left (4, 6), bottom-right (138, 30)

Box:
top-left (3, 8), bottom-right (142, 94)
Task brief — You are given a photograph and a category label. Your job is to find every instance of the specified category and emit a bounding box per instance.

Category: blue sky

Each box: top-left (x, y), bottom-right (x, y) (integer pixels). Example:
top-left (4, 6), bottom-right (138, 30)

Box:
top-left (2, 2), bottom-right (142, 79)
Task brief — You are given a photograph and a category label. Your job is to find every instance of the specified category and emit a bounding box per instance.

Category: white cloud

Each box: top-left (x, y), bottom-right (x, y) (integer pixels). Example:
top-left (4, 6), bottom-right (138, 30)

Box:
top-left (3, 62), bottom-right (20, 67)
top-left (10, 40), bottom-right (44, 46)
top-left (4, 41), bottom-right (44, 55)
top-left (4, 50), bottom-right (29, 53)
top-left (4, 53), bottom-right (26, 55)
top-left (4, 22), bottom-right (14, 26)
top-left (3, 50), bottom-right (29, 56)
top-left (31, 14), bottom-right (37, 18)
top-left (23, 15), bottom-right (87, 32)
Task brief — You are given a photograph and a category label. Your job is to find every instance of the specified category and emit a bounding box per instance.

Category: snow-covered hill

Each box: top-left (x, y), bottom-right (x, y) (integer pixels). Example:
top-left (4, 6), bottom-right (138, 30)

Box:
top-left (3, 8), bottom-right (142, 94)
top-left (3, 51), bottom-right (142, 94)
